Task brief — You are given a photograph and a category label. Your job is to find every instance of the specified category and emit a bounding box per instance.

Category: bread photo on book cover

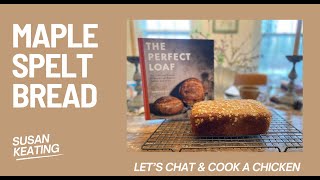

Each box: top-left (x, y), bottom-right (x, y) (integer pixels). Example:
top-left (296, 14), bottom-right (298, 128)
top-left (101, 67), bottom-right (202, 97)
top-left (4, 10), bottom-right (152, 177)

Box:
top-left (152, 96), bottom-right (184, 116)
top-left (150, 77), bottom-right (205, 116)
top-left (179, 78), bottom-right (205, 107)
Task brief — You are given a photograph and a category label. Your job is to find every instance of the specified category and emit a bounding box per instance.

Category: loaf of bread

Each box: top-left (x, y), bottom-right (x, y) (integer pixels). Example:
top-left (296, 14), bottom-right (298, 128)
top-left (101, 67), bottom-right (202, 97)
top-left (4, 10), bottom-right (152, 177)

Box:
top-left (179, 78), bottom-right (205, 107)
top-left (153, 96), bottom-right (184, 115)
top-left (190, 100), bottom-right (271, 136)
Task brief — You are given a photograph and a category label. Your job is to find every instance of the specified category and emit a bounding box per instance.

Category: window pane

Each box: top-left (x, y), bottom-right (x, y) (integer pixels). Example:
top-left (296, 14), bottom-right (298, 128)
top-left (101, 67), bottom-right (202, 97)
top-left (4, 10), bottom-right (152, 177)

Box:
top-left (259, 20), bottom-right (303, 86)
top-left (175, 20), bottom-right (191, 31)
top-left (146, 21), bottom-right (159, 30)
top-left (142, 20), bottom-right (191, 39)
top-left (159, 20), bottom-right (175, 31)
top-left (261, 20), bottom-right (301, 34)
top-left (146, 34), bottom-right (190, 39)
top-left (145, 20), bottom-right (191, 31)
top-left (275, 20), bottom-right (297, 34)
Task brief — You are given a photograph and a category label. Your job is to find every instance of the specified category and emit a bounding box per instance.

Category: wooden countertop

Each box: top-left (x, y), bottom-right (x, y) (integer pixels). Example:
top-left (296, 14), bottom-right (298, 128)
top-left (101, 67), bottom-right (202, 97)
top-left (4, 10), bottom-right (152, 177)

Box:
top-left (127, 105), bottom-right (303, 152)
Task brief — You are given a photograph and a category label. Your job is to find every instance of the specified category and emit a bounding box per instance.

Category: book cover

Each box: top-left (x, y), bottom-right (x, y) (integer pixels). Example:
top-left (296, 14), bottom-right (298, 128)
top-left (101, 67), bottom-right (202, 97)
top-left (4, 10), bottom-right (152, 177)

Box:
top-left (138, 38), bottom-right (214, 120)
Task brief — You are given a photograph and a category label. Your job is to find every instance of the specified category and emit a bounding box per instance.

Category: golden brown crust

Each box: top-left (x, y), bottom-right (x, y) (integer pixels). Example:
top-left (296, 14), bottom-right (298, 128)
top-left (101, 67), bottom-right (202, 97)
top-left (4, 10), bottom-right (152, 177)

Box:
top-left (179, 78), bottom-right (205, 106)
top-left (153, 96), bottom-right (184, 115)
top-left (190, 100), bottom-right (271, 136)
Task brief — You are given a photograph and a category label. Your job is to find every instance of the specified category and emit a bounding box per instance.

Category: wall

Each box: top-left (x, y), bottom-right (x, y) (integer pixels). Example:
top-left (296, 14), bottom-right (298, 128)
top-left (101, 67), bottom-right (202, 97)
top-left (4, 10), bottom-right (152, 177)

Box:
top-left (191, 20), bottom-right (261, 72)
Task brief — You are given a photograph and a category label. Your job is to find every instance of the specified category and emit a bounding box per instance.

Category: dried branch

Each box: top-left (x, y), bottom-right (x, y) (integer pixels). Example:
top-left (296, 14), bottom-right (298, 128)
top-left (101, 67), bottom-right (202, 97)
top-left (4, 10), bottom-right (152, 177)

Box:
top-left (191, 24), bottom-right (262, 72)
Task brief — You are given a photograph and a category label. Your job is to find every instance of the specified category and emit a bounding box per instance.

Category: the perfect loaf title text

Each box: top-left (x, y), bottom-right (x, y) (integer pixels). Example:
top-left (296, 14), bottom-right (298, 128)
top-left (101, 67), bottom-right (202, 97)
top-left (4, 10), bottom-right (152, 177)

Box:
top-left (145, 42), bottom-right (191, 71)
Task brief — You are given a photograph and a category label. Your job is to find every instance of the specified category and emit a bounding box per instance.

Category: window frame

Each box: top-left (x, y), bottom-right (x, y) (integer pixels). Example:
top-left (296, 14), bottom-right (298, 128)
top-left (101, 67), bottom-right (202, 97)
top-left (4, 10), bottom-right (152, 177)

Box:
top-left (138, 20), bottom-right (192, 39)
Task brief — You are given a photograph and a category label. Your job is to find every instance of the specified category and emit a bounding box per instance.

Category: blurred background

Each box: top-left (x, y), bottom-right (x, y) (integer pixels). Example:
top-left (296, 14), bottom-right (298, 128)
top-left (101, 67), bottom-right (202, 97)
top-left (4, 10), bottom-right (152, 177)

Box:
top-left (127, 20), bottom-right (303, 113)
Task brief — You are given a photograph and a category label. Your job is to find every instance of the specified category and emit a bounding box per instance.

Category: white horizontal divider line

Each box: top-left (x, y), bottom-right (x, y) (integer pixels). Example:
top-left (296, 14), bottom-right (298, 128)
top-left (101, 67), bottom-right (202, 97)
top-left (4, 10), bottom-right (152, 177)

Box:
top-left (16, 154), bottom-right (64, 161)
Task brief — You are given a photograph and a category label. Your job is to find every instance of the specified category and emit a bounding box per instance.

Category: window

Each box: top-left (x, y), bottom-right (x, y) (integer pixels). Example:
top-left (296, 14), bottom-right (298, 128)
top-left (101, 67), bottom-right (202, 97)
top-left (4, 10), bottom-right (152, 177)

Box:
top-left (136, 20), bottom-right (191, 39)
top-left (261, 20), bottom-right (303, 34)
top-left (259, 20), bottom-right (303, 86)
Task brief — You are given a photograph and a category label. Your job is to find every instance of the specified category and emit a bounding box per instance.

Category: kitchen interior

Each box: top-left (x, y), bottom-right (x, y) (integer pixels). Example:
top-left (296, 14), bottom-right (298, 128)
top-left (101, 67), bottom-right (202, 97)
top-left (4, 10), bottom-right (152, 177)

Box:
top-left (127, 20), bottom-right (303, 152)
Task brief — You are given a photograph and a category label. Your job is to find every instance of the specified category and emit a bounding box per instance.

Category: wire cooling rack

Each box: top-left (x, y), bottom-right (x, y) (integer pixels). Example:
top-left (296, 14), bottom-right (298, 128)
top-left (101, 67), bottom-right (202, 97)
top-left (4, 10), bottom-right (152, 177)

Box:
top-left (141, 110), bottom-right (303, 152)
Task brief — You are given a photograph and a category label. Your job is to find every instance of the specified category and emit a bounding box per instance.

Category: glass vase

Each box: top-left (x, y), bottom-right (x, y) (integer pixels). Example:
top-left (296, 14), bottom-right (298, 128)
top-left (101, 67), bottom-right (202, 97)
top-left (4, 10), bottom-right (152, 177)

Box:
top-left (214, 62), bottom-right (225, 99)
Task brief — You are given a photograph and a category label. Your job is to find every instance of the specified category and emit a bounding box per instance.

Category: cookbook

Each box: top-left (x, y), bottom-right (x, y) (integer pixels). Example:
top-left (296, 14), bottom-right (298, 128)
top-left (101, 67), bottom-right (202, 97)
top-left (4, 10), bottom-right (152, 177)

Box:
top-left (138, 38), bottom-right (214, 120)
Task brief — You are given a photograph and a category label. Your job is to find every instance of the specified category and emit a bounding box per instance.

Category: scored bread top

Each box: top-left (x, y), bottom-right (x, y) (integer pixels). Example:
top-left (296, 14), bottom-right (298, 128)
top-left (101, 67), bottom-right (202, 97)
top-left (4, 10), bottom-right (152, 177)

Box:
top-left (191, 99), bottom-right (271, 119)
